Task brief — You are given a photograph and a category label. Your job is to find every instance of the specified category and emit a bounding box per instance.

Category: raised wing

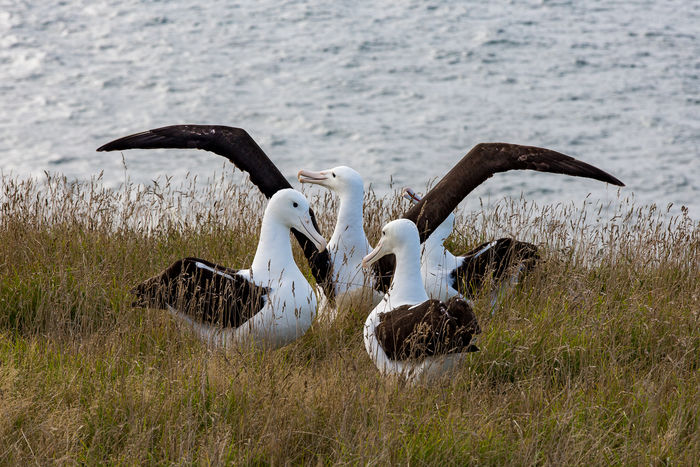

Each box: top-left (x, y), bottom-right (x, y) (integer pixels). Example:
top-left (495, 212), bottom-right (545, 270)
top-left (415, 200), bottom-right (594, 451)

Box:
top-left (98, 125), bottom-right (333, 294)
top-left (374, 143), bottom-right (624, 291)
top-left (404, 143), bottom-right (624, 241)
top-left (99, 125), bottom-right (286, 198)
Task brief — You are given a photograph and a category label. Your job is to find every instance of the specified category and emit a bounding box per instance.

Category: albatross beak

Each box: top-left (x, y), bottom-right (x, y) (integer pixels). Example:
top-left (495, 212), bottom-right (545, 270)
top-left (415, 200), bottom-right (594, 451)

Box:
top-left (401, 187), bottom-right (421, 204)
top-left (298, 215), bottom-right (327, 252)
top-left (297, 169), bottom-right (329, 185)
top-left (361, 238), bottom-right (386, 270)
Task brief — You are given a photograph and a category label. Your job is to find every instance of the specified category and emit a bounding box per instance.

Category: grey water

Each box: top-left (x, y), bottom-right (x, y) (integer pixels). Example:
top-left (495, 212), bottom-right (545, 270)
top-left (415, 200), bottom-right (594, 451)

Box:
top-left (1, 0), bottom-right (698, 217)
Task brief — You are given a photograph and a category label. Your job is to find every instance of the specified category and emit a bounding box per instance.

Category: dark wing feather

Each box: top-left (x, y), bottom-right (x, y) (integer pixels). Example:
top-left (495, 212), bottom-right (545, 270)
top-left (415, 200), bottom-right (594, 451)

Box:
top-left (98, 125), bottom-right (333, 294)
top-left (404, 143), bottom-right (624, 242)
top-left (374, 143), bottom-right (624, 291)
top-left (132, 257), bottom-right (268, 328)
top-left (376, 297), bottom-right (480, 360)
top-left (452, 238), bottom-right (539, 298)
top-left (99, 125), bottom-right (286, 198)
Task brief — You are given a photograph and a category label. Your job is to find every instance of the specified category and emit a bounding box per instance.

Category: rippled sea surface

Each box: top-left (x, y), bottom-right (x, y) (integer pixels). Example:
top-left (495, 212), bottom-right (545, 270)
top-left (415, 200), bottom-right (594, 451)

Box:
top-left (1, 0), bottom-right (698, 215)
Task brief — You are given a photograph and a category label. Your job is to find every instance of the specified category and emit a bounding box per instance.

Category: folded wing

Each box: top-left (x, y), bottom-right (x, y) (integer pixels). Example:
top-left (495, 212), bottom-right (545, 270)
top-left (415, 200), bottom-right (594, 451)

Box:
top-left (375, 297), bottom-right (481, 360)
top-left (133, 257), bottom-right (268, 328)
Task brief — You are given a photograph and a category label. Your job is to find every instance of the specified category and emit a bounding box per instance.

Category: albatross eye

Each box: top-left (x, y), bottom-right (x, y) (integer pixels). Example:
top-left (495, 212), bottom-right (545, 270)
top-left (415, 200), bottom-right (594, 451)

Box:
top-left (293, 202), bottom-right (299, 208)
top-left (332, 172), bottom-right (336, 178)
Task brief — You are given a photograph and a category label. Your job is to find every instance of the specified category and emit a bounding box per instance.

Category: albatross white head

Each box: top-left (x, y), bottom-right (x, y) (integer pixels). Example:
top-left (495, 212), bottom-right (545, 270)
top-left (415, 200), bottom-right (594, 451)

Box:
top-left (265, 189), bottom-right (327, 253)
top-left (297, 166), bottom-right (367, 247)
top-left (362, 219), bottom-right (420, 269)
top-left (362, 219), bottom-right (428, 305)
top-left (297, 165), bottom-right (365, 199)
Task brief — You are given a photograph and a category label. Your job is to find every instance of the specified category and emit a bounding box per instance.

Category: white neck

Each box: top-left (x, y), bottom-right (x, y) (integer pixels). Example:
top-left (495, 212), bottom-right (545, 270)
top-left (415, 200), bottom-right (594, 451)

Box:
top-left (422, 216), bottom-right (456, 264)
top-left (250, 215), bottom-right (297, 280)
top-left (388, 240), bottom-right (430, 305)
top-left (423, 233), bottom-right (457, 266)
top-left (329, 187), bottom-right (369, 250)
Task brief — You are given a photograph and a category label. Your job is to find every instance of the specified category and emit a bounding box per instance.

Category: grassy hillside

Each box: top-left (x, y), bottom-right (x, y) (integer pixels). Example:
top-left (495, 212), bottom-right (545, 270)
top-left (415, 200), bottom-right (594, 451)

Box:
top-left (1, 171), bottom-right (698, 464)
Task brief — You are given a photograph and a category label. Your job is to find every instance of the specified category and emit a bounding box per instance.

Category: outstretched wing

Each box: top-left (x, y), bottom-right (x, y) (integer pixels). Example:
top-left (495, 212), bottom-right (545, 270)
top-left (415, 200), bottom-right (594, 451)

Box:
top-left (376, 297), bottom-right (481, 360)
top-left (99, 125), bottom-right (285, 198)
top-left (132, 257), bottom-right (268, 328)
top-left (404, 143), bottom-right (624, 241)
top-left (374, 143), bottom-right (624, 291)
top-left (98, 125), bottom-right (333, 294)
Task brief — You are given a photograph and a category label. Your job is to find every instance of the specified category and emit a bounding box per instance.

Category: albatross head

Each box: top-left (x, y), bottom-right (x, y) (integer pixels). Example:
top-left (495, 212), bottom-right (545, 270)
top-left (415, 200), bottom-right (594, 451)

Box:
top-left (361, 219), bottom-right (420, 269)
top-left (402, 186), bottom-right (456, 243)
top-left (297, 166), bottom-right (364, 198)
top-left (267, 189), bottom-right (327, 252)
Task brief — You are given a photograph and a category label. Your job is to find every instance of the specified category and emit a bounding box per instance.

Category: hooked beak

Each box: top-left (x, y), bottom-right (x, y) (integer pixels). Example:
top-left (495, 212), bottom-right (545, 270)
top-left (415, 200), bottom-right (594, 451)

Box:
top-left (361, 238), bottom-right (386, 269)
top-left (297, 169), bottom-right (329, 185)
top-left (298, 214), bottom-right (327, 252)
top-left (401, 187), bottom-right (421, 204)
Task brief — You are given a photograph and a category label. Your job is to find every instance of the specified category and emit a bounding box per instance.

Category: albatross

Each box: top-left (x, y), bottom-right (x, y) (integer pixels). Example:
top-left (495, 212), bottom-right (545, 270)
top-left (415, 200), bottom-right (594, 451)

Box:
top-left (402, 187), bottom-right (539, 307)
top-left (132, 189), bottom-right (327, 349)
top-left (296, 166), bottom-right (381, 316)
top-left (361, 219), bottom-right (481, 382)
top-left (97, 125), bottom-right (333, 294)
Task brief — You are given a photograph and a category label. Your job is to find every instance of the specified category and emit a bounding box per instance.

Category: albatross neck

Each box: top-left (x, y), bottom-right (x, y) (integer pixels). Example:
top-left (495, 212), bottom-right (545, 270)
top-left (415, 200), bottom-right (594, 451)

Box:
top-left (250, 215), bottom-right (297, 279)
top-left (330, 187), bottom-right (367, 249)
top-left (422, 216), bottom-right (457, 265)
top-left (388, 241), bottom-right (430, 304)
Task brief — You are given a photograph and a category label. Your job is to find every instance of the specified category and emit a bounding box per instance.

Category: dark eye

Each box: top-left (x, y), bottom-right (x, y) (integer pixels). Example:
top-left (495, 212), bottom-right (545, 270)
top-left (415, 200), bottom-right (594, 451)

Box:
top-left (293, 202), bottom-right (298, 208)
top-left (382, 231), bottom-right (386, 236)
top-left (332, 172), bottom-right (336, 178)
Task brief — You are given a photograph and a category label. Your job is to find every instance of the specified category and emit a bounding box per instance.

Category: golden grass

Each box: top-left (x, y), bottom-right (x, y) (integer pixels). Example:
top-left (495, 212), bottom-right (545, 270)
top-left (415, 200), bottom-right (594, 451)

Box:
top-left (1, 170), bottom-right (698, 464)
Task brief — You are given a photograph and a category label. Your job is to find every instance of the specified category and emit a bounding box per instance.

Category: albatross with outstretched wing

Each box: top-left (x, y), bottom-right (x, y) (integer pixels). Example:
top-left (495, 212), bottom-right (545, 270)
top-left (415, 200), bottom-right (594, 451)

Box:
top-left (402, 187), bottom-right (539, 306)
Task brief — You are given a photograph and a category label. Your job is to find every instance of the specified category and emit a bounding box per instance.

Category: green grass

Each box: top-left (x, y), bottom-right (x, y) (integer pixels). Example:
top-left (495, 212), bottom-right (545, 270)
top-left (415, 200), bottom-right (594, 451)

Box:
top-left (1, 171), bottom-right (698, 464)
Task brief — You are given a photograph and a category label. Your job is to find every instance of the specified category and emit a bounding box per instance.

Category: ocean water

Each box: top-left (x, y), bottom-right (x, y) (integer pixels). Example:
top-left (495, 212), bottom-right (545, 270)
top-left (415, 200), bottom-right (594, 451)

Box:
top-left (1, 0), bottom-right (698, 216)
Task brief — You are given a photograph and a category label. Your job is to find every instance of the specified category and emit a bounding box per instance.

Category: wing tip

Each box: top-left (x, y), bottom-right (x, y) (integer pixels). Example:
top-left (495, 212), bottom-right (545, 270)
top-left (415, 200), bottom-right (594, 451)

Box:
top-left (96, 140), bottom-right (129, 152)
top-left (97, 134), bottom-right (142, 152)
top-left (602, 173), bottom-right (625, 187)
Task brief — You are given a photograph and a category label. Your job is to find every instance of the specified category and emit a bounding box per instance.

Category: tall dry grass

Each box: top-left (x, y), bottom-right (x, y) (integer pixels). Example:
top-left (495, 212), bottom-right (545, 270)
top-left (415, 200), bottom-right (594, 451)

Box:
top-left (1, 170), bottom-right (698, 464)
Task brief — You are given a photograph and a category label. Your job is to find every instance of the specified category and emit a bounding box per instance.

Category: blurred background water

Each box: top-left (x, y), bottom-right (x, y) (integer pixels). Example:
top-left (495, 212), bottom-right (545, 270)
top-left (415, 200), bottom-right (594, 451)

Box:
top-left (1, 0), bottom-right (698, 216)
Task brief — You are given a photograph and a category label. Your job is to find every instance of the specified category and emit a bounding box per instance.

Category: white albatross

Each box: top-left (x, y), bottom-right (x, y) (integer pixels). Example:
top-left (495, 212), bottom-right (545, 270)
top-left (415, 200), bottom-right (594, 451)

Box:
top-left (297, 166), bottom-right (382, 318)
top-left (133, 189), bottom-right (327, 349)
top-left (361, 219), bottom-right (481, 383)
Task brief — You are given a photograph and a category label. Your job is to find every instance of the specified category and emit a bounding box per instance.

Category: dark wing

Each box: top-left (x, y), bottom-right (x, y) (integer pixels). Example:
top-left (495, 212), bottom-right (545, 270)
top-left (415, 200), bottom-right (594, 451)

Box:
top-left (373, 143), bottom-right (624, 291)
top-left (98, 125), bottom-right (286, 197)
top-left (375, 297), bottom-right (481, 360)
top-left (404, 143), bottom-right (624, 242)
top-left (452, 238), bottom-right (539, 298)
top-left (132, 257), bottom-right (268, 328)
top-left (98, 125), bottom-right (333, 294)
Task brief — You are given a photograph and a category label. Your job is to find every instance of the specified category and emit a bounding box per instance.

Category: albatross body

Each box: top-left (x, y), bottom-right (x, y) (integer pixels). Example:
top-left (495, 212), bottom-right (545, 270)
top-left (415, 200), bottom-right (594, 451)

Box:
top-left (297, 166), bottom-right (382, 317)
top-left (362, 219), bottom-right (480, 382)
top-left (133, 189), bottom-right (327, 349)
top-left (402, 187), bottom-right (539, 306)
